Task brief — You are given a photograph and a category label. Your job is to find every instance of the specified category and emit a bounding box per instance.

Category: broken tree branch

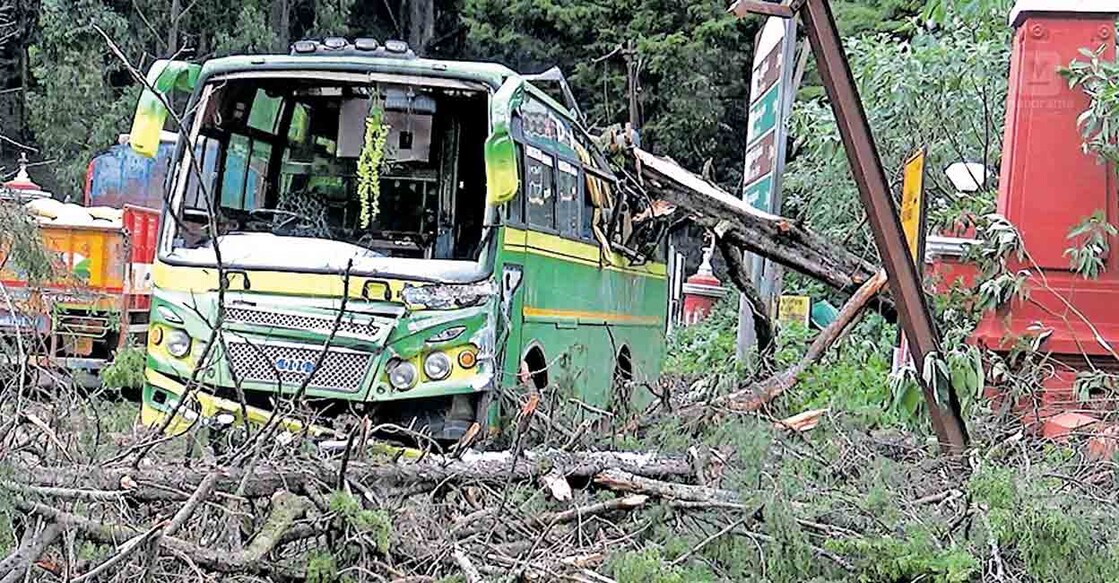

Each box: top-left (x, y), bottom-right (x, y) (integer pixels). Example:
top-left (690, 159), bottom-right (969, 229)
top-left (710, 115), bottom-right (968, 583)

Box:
top-left (716, 237), bottom-right (776, 356)
top-left (243, 491), bottom-right (312, 564)
top-left (0, 522), bottom-right (61, 583)
top-left (453, 546), bottom-right (485, 583)
top-left (71, 523), bottom-right (165, 583)
top-left (631, 148), bottom-right (894, 317)
top-left (717, 269), bottom-right (888, 412)
top-left (14, 499), bottom-right (307, 578)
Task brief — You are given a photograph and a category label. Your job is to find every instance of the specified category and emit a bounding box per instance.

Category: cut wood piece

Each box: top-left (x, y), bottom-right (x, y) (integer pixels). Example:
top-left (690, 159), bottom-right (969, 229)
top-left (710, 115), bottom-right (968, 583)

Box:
top-left (540, 469), bottom-right (573, 502)
top-left (594, 469), bottom-right (739, 504)
top-left (775, 409), bottom-right (830, 432)
top-left (632, 148), bottom-right (893, 316)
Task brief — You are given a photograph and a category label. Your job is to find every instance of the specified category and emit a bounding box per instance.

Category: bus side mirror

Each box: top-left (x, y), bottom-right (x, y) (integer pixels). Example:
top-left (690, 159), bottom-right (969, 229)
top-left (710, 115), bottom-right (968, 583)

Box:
top-left (129, 60), bottom-right (200, 158)
top-left (485, 76), bottom-right (524, 206)
top-left (485, 132), bottom-right (518, 205)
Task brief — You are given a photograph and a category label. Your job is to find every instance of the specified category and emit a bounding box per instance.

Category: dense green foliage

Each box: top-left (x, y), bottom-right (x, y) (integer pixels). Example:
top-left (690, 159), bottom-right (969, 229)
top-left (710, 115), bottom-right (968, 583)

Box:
top-left (462, 0), bottom-right (757, 187)
top-left (0, 202), bottom-right (56, 284)
top-left (1064, 45), bottom-right (1119, 166)
top-left (784, 0), bottom-right (1012, 260)
top-left (654, 308), bottom-right (1119, 581)
top-left (7, 0), bottom-right (935, 199)
top-left (99, 346), bottom-right (147, 390)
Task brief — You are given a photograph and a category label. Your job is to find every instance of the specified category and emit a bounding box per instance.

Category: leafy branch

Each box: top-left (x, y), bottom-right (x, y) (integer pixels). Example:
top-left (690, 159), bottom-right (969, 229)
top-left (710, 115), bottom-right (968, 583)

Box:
top-left (1064, 210), bottom-right (1117, 279)
top-left (357, 96), bottom-right (389, 229)
top-left (1063, 45), bottom-right (1119, 166)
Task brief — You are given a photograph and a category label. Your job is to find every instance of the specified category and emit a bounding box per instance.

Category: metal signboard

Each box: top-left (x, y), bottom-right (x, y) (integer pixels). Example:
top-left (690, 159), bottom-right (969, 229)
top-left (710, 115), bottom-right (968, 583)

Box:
top-left (900, 148), bottom-right (929, 266)
top-left (736, 15), bottom-right (799, 359)
top-left (892, 147), bottom-right (929, 376)
top-left (741, 17), bottom-right (796, 210)
top-left (777, 295), bottom-right (812, 327)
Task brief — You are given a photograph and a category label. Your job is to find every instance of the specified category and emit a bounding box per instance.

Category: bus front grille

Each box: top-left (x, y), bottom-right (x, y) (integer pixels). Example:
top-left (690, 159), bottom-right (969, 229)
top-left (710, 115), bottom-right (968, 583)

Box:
top-left (225, 307), bottom-right (383, 338)
top-left (224, 342), bottom-right (372, 393)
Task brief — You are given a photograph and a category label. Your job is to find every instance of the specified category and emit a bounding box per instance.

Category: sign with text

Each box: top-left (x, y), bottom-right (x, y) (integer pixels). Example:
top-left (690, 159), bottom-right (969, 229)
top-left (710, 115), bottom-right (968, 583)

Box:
top-left (736, 16), bottom-right (799, 360)
top-left (777, 295), bottom-right (811, 327)
top-left (892, 148), bottom-right (929, 375)
top-left (900, 148), bottom-right (928, 267)
top-left (742, 18), bottom-right (796, 208)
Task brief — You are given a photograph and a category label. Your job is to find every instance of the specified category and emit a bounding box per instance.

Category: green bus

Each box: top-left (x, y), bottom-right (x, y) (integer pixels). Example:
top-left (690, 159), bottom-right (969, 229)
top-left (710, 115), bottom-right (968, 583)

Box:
top-left (133, 38), bottom-right (669, 440)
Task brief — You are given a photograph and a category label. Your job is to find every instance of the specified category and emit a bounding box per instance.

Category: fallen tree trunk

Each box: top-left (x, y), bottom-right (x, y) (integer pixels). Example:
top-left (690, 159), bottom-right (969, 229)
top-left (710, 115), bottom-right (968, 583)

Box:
top-left (631, 148), bottom-right (894, 317)
top-left (12, 448), bottom-right (695, 501)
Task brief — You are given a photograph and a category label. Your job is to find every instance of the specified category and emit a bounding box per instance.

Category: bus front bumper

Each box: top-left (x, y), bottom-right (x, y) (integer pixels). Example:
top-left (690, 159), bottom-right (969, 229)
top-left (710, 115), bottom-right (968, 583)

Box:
top-left (142, 368), bottom-right (331, 437)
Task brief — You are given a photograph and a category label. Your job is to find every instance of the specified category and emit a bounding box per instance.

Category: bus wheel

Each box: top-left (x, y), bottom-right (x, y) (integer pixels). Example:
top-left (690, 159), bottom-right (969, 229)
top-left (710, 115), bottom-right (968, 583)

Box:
top-left (520, 346), bottom-right (548, 391)
top-left (609, 346), bottom-right (635, 427)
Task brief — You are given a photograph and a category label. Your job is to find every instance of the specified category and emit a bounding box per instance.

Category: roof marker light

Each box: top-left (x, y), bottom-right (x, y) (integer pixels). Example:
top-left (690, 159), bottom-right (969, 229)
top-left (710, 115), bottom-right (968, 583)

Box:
top-left (384, 39), bottom-right (409, 54)
top-left (292, 40), bottom-right (317, 54)
top-left (354, 38), bottom-right (380, 51)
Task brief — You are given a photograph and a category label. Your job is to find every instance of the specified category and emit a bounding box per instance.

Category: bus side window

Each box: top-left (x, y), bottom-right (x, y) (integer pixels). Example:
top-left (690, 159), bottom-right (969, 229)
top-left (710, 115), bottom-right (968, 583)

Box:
top-left (524, 145), bottom-right (555, 230)
top-left (556, 159), bottom-right (580, 238)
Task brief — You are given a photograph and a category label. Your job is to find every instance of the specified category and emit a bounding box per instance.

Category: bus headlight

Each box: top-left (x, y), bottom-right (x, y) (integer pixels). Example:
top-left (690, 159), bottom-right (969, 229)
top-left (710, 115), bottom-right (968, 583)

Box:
top-left (402, 281), bottom-right (496, 310)
top-left (426, 326), bottom-right (466, 343)
top-left (423, 352), bottom-right (452, 380)
top-left (388, 360), bottom-right (418, 390)
top-left (166, 329), bottom-right (192, 358)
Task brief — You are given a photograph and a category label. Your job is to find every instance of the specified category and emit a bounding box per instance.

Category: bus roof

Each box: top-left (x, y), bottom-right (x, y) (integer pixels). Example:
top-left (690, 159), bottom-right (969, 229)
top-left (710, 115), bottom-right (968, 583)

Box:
top-left (196, 47), bottom-right (581, 130)
top-left (199, 53), bottom-right (518, 90)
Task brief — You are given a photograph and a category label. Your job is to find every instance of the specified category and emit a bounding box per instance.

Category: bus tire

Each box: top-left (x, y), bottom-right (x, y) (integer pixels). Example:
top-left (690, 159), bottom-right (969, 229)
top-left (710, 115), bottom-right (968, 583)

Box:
top-left (610, 346), bottom-right (635, 421)
top-left (520, 344), bottom-right (548, 391)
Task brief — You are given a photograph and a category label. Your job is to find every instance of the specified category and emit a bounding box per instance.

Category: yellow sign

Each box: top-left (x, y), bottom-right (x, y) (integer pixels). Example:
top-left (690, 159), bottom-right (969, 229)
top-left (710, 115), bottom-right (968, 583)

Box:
top-left (777, 295), bottom-right (811, 327)
top-left (900, 149), bottom-right (927, 264)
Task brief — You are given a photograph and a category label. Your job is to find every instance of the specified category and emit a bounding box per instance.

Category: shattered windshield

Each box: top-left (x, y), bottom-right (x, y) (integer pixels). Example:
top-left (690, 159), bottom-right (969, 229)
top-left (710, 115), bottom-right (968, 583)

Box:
top-left (167, 75), bottom-right (489, 268)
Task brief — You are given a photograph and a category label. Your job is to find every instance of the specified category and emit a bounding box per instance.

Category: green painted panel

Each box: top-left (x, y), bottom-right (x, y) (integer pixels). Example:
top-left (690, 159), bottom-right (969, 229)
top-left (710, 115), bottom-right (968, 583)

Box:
top-left (744, 174), bottom-right (774, 209)
top-left (747, 84), bottom-right (780, 144)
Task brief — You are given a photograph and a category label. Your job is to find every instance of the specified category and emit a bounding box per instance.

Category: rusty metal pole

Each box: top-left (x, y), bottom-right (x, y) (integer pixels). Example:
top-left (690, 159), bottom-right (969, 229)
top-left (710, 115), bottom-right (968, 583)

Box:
top-left (797, 0), bottom-right (968, 451)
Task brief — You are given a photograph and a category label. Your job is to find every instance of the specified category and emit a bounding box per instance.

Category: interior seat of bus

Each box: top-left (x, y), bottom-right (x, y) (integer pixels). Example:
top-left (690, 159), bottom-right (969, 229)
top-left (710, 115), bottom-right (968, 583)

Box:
top-left (173, 76), bottom-right (489, 262)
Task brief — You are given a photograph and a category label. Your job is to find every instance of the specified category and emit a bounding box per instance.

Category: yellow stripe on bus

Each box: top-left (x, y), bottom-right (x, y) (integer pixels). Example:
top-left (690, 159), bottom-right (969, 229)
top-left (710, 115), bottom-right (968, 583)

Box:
top-left (523, 306), bottom-right (661, 326)
top-left (503, 228), bottom-right (667, 279)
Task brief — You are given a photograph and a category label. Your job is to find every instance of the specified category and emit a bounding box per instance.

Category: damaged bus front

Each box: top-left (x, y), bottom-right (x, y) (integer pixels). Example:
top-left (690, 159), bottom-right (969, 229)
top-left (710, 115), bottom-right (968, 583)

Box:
top-left (136, 42), bottom-right (525, 439)
top-left (134, 39), bottom-right (670, 440)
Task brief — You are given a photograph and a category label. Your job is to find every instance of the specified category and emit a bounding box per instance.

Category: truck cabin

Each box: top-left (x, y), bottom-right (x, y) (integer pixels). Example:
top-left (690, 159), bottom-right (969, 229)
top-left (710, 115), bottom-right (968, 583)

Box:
top-left (167, 71), bottom-right (490, 270)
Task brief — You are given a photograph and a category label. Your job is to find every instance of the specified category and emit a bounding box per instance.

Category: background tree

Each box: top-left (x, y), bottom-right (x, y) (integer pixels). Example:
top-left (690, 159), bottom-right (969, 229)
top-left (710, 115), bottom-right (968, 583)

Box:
top-left (462, 0), bottom-right (757, 190)
top-left (781, 0), bottom-right (1012, 293)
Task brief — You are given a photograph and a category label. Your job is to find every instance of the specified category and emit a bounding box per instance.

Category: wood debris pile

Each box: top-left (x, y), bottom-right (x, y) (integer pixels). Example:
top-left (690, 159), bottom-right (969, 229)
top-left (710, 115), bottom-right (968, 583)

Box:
top-left (0, 374), bottom-right (763, 583)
